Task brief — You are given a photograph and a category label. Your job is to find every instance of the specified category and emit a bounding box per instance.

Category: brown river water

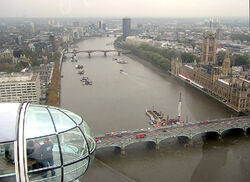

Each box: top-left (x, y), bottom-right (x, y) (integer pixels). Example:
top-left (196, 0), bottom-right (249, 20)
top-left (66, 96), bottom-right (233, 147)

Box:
top-left (61, 37), bottom-right (250, 182)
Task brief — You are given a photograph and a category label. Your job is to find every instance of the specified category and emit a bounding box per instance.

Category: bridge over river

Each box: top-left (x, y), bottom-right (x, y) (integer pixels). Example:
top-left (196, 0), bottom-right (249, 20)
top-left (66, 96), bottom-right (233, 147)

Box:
top-left (64, 49), bottom-right (125, 57)
top-left (96, 116), bottom-right (250, 155)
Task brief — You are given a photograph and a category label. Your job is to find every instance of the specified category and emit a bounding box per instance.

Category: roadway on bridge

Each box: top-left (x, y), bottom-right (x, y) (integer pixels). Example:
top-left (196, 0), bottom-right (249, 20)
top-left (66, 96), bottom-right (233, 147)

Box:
top-left (96, 116), bottom-right (250, 149)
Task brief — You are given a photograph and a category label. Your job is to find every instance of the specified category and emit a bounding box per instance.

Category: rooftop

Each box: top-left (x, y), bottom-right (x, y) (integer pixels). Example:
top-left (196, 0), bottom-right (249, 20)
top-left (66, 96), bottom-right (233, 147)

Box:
top-left (218, 79), bottom-right (230, 86)
top-left (184, 64), bottom-right (194, 70)
top-left (0, 72), bottom-right (38, 83)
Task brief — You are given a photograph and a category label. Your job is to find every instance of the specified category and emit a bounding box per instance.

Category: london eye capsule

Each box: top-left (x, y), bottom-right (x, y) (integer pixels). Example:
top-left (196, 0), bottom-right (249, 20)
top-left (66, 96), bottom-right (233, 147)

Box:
top-left (0, 103), bottom-right (96, 182)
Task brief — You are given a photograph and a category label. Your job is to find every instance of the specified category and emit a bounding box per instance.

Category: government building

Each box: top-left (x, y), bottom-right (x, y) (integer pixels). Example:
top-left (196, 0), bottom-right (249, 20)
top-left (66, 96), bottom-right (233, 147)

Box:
top-left (171, 32), bottom-right (250, 113)
top-left (0, 72), bottom-right (41, 103)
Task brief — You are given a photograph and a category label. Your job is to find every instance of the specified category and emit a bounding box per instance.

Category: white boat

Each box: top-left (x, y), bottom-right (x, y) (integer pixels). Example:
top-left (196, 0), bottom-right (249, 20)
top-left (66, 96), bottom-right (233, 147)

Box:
top-left (120, 69), bottom-right (128, 75)
top-left (117, 60), bottom-right (128, 64)
top-left (73, 55), bottom-right (78, 62)
top-left (78, 70), bottom-right (85, 74)
top-left (75, 65), bottom-right (84, 69)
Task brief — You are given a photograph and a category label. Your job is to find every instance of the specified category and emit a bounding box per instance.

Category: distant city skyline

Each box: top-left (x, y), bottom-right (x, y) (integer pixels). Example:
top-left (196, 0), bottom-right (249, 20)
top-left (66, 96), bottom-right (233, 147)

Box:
top-left (0, 0), bottom-right (248, 18)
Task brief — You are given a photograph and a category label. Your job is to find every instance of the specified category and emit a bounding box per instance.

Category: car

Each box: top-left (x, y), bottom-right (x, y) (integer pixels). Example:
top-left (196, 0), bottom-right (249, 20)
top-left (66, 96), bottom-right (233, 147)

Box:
top-left (95, 138), bottom-right (101, 143)
top-left (203, 120), bottom-right (208, 123)
top-left (115, 133), bottom-right (122, 137)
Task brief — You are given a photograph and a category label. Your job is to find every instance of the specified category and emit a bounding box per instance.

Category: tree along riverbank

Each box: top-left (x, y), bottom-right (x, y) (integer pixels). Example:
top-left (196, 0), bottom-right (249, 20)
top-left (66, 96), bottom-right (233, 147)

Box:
top-left (114, 36), bottom-right (200, 72)
top-left (114, 36), bottom-right (249, 71)
top-left (47, 52), bottom-right (61, 107)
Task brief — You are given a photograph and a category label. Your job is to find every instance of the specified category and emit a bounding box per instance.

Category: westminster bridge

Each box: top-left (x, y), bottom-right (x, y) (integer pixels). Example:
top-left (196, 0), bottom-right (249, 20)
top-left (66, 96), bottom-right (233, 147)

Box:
top-left (95, 116), bottom-right (250, 155)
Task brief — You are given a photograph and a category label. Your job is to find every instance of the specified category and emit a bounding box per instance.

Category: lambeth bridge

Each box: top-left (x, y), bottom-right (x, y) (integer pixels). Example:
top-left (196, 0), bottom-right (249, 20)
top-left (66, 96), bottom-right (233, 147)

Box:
top-left (65, 49), bottom-right (124, 57)
top-left (96, 116), bottom-right (250, 155)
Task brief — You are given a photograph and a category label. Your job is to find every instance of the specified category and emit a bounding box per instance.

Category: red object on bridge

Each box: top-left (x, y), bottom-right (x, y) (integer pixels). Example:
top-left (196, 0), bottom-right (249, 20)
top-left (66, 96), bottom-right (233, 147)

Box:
top-left (136, 133), bottom-right (146, 139)
top-left (203, 120), bottom-right (208, 123)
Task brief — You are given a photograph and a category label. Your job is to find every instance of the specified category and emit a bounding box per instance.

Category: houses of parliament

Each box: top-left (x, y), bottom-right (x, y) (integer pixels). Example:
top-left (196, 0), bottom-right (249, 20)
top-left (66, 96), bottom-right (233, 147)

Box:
top-left (172, 32), bottom-right (249, 113)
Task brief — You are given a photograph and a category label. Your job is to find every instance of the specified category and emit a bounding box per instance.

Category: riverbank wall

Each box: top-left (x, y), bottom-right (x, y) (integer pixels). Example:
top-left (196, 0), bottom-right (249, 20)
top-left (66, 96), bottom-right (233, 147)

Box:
top-left (58, 49), bottom-right (64, 106)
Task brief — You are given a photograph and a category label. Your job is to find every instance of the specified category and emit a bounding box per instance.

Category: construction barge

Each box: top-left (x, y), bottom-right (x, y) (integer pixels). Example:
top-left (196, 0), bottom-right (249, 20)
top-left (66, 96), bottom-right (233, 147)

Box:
top-left (146, 93), bottom-right (183, 127)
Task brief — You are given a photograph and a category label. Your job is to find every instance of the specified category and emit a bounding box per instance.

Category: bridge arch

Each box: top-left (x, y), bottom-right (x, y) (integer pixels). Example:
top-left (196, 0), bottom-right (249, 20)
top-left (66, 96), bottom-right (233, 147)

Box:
top-left (221, 127), bottom-right (245, 136)
top-left (192, 130), bottom-right (220, 139)
top-left (124, 140), bottom-right (156, 150)
top-left (246, 127), bottom-right (250, 134)
top-left (95, 145), bottom-right (123, 156)
top-left (158, 135), bottom-right (176, 143)
top-left (97, 144), bottom-right (122, 150)
top-left (158, 135), bottom-right (190, 148)
top-left (177, 135), bottom-right (190, 144)
top-left (191, 131), bottom-right (220, 143)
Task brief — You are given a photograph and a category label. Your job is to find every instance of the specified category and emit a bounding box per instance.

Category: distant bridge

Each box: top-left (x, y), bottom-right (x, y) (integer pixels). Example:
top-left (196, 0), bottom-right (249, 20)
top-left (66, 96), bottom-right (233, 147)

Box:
top-left (96, 116), bottom-right (250, 155)
top-left (64, 49), bottom-right (123, 57)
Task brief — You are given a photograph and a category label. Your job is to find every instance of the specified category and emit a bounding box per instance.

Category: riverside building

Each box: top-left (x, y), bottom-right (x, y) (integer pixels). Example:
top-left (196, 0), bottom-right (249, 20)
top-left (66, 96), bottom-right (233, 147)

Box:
top-left (31, 62), bottom-right (54, 100)
top-left (171, 32), bottom-right (250, 113)
top-left (0, 72), bottom-right (41, 103)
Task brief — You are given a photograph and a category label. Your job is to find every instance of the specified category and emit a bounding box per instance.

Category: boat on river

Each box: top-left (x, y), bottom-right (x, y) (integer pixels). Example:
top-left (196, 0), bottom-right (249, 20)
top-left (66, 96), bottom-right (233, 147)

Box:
top-left (80, 76), bottom-right (92, 85)
top-left (71, 55), bottom-right (78, 62)
top-left (146, 93), bottom-right (183, 127)
top-left (146, 109), bottom-right (182, 127)
top-left (73, 55), bottom-right (78, 62)
top-left (145, 109), bottom-right (162, 124)
top-left (78, 70), bottom-right (85, 75)
top-left (80, 76), bottom-right (88, 81)
top-left (120, 69), bottom-right (128, 75)
top-left (82, 79), bottom-right (93, 85)
top-left (117, 60), bottom-right (128, 64)
top-left (75, 65), bottom-right (84, 69)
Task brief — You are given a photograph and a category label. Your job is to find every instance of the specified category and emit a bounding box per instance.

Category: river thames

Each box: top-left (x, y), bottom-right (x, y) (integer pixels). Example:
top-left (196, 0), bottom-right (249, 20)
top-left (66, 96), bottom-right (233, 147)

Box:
top-left (61, 37), bottom-right (250, 182)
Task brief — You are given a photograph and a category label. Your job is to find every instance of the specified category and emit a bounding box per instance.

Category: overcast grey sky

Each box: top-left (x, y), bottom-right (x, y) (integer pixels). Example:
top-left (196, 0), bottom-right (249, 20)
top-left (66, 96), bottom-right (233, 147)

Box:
top-left (0, 0), bottom-right (248, 18)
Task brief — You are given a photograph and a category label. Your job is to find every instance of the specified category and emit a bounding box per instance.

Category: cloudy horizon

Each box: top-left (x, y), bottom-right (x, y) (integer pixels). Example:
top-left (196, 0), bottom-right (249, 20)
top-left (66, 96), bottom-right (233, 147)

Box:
top-left (0, 0), bottom-right (248, 18)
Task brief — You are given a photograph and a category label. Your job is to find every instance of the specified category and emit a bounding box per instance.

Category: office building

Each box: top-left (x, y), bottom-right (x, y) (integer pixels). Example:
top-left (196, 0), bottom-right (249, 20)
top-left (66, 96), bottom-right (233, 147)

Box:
top-left (31, 62), bottom-right (54, 99)
top-left (122, 18), bottom-right (131, 41)
top-left (98, 20), bottom-right (103, 29)
top-left (49, 34), bottom-right (56, 52)
top-left (216, 28), bottom-right (224, 40)
top-left (0, 72), bottom-right (41, 104)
